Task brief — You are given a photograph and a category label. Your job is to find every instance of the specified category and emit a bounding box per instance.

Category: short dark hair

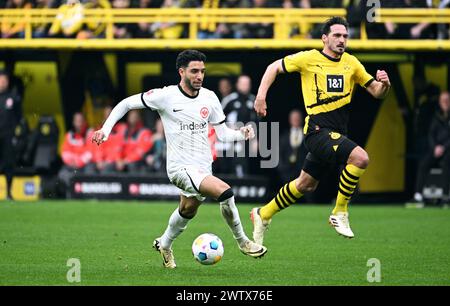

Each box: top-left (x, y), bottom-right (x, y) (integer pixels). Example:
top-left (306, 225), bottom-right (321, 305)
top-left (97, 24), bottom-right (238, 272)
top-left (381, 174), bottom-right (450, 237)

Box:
top-left (176, 50), bottom-right (206, 70)
top-left (321, 16), bottom-right (349, 36)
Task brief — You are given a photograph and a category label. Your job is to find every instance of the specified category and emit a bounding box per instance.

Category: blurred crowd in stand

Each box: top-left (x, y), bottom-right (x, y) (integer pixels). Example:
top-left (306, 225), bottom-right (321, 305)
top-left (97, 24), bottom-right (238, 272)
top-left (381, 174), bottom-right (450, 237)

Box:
top-left (1, 0), bottom-right (450, 40)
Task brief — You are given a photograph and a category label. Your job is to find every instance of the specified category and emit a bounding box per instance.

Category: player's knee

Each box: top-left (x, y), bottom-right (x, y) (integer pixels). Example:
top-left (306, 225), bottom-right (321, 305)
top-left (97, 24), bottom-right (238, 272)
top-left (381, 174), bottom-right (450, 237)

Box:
top-left (217, 188), bottom-right (234, 202)
top-left (179, 206), bottom-right (195, 219)
top-left (179, 202), bottom-right (200, 219)
top-left (355, 152), bottom-right (370, 169)
top-left (349, 148), bottom-right (370, 169)
top-left (296, 179), bottom-right (318, 194)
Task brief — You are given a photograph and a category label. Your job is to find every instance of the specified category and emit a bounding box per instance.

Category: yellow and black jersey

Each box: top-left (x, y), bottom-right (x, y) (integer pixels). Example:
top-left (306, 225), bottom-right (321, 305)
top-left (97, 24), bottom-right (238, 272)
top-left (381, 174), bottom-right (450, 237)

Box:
top-left (282, 49), bottom-right (374, 135)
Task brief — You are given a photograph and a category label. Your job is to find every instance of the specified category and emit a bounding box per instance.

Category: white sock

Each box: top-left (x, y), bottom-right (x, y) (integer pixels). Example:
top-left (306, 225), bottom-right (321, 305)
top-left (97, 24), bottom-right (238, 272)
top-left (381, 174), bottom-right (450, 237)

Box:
top-left (160, 208), bottom-right (190, 249)
top-left (220, 196), bottom-right (248, 245)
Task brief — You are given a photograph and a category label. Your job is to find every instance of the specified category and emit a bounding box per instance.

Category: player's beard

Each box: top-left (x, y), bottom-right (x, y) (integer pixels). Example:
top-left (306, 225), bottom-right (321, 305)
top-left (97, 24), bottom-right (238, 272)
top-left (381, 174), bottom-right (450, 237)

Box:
top-left (332, 43), bottom-right (345, 55)
top-left (186, 78), bottom-right (202, 92)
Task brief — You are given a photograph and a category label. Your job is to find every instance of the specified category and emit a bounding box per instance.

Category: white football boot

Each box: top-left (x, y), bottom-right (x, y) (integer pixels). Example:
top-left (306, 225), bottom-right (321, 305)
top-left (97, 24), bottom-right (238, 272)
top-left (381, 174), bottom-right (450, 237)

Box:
top-left (238, 239), bottom-right (268, 258)
top-left (153, 237), bottom-right (176, 268)
top-left (250, 207), bottom-right (271, 246)
top-left (328, 212), bottom-right (354, 238)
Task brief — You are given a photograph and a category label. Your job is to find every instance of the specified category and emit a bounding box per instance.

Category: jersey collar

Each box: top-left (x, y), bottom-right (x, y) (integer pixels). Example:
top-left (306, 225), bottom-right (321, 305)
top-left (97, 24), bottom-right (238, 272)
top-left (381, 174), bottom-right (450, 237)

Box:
top-left (319, 50), bottom-right (342, 62)
top-left (178, 84), bottom-right (199, 99)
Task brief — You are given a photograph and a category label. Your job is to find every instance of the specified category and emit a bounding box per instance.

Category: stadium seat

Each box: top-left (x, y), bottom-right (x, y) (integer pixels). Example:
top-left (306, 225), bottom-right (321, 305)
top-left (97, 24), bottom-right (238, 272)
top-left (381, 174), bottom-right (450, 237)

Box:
top-left (25, 116), bottom-right (60, 174)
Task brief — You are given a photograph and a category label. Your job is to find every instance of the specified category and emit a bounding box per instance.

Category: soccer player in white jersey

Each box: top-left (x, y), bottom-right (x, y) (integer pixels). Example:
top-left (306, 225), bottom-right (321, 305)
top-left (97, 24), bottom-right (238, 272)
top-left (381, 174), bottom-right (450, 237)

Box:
top-left (92, 50), bottom-right (267, 268)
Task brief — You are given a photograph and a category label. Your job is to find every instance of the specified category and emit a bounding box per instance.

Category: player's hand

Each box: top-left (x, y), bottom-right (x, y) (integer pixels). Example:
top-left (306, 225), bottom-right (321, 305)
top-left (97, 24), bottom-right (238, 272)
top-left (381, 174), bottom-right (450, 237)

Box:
top-left (376, 70), bottom-right (391, 88)
top-left (434, 145), bottom-right (444, 158)
top-left (240, 125), bottom-right (255, 140)
top-left (254, 96), bottom-right (267, 117)
top-left (91, 129), bottom-right (106, 146)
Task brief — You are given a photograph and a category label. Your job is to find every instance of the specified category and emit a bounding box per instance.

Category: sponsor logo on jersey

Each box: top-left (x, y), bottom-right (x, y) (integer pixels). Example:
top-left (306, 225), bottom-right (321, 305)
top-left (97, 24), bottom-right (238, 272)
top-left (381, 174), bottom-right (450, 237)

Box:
top-left (326, 75), bottom-right (344, 93)
top-left (179, 121), bottom-right (207, 131)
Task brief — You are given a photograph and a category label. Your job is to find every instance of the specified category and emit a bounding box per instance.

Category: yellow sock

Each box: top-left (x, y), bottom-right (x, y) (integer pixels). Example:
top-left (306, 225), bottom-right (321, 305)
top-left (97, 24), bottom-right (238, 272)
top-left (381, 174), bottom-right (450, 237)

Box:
top-left (260, 179), bottom-right (303, 220)
top-left (332, 164), bottom-right (366, 214)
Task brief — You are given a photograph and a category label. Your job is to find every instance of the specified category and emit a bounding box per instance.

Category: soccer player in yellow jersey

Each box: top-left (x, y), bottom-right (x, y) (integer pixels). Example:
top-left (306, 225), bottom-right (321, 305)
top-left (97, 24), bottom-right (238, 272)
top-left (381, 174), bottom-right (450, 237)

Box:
top-left (251, 17), bottom-right (391, 241)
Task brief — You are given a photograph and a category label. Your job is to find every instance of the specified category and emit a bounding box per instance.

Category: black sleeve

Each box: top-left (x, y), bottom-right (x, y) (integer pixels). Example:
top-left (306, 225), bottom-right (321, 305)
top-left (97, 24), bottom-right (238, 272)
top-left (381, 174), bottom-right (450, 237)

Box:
top-left (281, 58), bottom-right (288, 73)
top-left (364, 78), bottom-right (375, 88)
top-left (211, 118), bottom-right (226, 126)
top-left (141, 92), bottom-right (154, 110)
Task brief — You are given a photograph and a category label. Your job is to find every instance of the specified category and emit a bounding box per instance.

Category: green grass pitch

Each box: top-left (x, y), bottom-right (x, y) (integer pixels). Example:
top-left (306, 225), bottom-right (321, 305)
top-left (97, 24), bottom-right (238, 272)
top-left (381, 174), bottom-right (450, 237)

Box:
top-left (0, 200), bottom-right (449, 286)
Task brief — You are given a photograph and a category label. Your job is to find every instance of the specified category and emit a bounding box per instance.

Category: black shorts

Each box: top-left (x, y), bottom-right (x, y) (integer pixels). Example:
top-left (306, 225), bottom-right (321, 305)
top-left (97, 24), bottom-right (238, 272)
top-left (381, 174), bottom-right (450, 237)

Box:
top-left (302, 128), bottom-right (358, 180)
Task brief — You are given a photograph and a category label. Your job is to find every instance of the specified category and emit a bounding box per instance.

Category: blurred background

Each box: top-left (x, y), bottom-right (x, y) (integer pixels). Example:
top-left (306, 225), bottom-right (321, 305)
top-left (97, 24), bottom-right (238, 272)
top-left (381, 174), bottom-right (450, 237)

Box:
top-left (0, 0), bottom-right (449, 205)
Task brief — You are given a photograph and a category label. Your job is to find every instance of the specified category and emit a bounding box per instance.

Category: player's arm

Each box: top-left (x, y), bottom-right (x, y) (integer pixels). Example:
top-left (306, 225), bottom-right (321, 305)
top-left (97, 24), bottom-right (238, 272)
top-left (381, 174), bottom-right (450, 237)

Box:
top-left (209, 91), bottom-right (254, 142)
top-left (91, 94), bottom-right (145, 145)
top-left (366, 70), bottom-right (391, 99)
top-left (214, 123), bottom-right (255, 142)
top-left (254, 59), bottom-right (285, 117)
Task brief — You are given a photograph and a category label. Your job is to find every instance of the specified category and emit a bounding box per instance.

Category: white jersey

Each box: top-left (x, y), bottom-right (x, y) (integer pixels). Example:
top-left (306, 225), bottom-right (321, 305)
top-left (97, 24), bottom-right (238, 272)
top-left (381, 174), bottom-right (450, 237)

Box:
top-left (141, 85), bottom-right (226, 177)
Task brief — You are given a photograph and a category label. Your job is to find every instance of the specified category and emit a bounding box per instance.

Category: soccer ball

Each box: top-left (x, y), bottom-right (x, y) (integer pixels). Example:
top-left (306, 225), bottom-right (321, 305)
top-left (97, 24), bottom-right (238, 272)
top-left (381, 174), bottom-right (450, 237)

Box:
top-left (192, 233), bottom-right (224, 265)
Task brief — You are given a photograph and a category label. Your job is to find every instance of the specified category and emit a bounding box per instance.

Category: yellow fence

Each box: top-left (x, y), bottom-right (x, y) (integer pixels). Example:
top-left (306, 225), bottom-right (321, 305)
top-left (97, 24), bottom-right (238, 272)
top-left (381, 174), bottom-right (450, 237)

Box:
top-left (0, 8), bottom-right (450, 50)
